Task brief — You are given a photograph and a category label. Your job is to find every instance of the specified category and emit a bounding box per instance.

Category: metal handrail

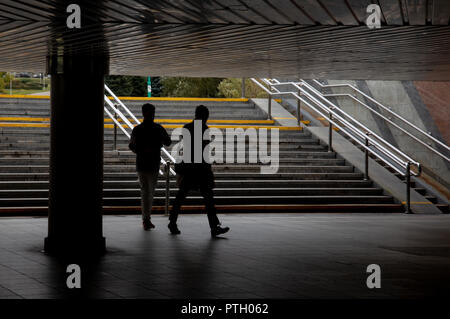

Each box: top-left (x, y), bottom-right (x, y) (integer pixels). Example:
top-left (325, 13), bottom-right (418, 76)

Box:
top-left (103, 85), bottom-right (175, 215)
top-left (105, 85), bottom-right (140, 124)
top-left (105, 84), bottom-right (177, 166)
top-left (104, 84), bottom-right (176, 175)
top-left (262, 78), bottom-right (421, 172)
top-left (310, 79), bottom-right (450, 163)
top-left (299, 81), bottom-right (420, 166)
top-left (251, 77), bottom-right (420, 213)
top-left (104, 97), bottom-right (134, 130)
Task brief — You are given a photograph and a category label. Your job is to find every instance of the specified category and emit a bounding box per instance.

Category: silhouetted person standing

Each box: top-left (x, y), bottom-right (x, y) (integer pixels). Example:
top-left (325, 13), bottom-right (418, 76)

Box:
top-left (129, 103), bottom-right (171, 230)
top-left (168, 105), bottom-right (230, 237)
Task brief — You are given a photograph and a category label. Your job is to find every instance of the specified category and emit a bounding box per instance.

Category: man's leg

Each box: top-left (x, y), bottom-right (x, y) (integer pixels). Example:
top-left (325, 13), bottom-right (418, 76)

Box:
top-left (138, 171), bottom-right (157, 230)
top-left (200, 184), bottom-right (230, 236)
top-left (169, 180), bottom-right (189, 225)
top-left (168, 178), bottom-right (190, 234)
top-left (199, 185), bottom-right (220, 229)
top-left (138, 171), bottom-right (150, 221)
top-left (147, 169), bottom-right (159, 217)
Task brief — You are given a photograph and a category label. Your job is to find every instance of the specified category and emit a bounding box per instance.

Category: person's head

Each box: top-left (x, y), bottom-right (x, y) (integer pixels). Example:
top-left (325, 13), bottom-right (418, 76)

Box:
top-left (195, 105), bottom-right (209, 123)
top-left (142, 103), bottom-right (155, 122)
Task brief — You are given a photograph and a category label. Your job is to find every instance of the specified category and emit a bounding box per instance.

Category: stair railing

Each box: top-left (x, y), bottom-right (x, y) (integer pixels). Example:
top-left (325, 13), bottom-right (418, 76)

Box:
top-left (104, 84), bottom-right (176, 214)
top-left (310, 79), bottom-right (450, 163)
top-left (251, 78), bottom-right (421, 213)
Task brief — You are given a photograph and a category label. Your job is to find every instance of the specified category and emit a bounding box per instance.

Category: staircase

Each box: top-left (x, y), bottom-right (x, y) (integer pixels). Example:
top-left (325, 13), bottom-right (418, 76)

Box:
top-left (0, 95), bottom-right (402, 215)
top-left (301, 79), bottom-right (449, 214)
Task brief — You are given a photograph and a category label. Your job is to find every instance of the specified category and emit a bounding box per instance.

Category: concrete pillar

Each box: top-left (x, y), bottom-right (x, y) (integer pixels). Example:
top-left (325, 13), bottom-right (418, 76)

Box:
top-left (44, 53), bottom-right (108, 255)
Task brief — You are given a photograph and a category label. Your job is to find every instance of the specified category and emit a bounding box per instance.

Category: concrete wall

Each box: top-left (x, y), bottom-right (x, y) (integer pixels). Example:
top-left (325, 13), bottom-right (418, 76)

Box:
top-left (321, 80), bottom-right (450, 188)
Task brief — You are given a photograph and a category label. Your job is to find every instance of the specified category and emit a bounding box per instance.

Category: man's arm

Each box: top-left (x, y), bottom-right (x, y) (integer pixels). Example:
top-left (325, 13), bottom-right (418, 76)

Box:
top-left (129, 127), bottom-right (137, 153)
top-left (161, 126), bottom-right (172, 146)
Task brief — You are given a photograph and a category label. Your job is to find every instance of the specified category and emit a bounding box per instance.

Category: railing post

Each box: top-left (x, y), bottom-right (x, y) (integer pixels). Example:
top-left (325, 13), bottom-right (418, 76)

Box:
top-left (113, 112), bottom-right (118, 150)
top-left (241, 77), bottom-right (246, 98)
top-left (267, 87), bottom-right (272, 120)
top-left (405, 162), bottom-right (412, 214)
top-left (328, 112), bottom-right (333, 152)
top-left (297, 91), bottom-right (301, 124)
top-left (165, 162), bottom-right (171, 216)
top-left (364, 133), bottom-right (369, 180)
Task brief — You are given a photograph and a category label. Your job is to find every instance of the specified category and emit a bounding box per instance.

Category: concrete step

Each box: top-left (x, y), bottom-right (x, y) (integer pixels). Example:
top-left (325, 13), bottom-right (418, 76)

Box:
top-left (0, 179), bottom-right (374, 190)
top-left (1, 127), bottom-right (308, 136)
top-left (0, 195), bottom-right (394, 207)
top-left (0, 150), bottom-right (338, 159)
top-left (0, 110), bottom-right (266, 118)
top-left (0, 165), bottom-right (354, 173)
top-left (0, 100), bottom-right (255, 109)
top-left (0, 98), bottom-right (399, 213)
top-left (105, 144), bottom-right (328, 152)
top-left (107, 157), bottom-right (342, 165)
top-left (436, 204), bottom-right (449, 214)
top-left (0, 187), bottom-right (384, 198)
top-left (0, 144), bottom-right (328, 152)
top-left (0, 104), bottom-right (261, 110)
top-left (425, 195), bottom-right (438, 204)
top-left (0, 136), bottom-right (320, 146)
top-left (0, 203), bottom-right (404, 216)
top-left (0, 158), bottom-right (346, 166)
top-left (0, 172), bottom-right (365, 181)
top-left (413, 187), bottom-right (427, 195)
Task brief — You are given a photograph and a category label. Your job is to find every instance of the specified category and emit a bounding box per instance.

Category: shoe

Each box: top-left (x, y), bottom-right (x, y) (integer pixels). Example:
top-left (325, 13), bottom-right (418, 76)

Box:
top-left (211, 226), bottom-right (230, 237)
top-left (143, 219), bottom-right (155, 231)
top-left (168, 222), bottom-right (181, 235)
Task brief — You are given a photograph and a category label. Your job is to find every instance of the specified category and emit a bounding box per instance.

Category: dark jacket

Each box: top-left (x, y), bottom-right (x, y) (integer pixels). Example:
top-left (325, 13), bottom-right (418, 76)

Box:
top-left (129, 120), bottom-right (171, 172)
top-left (174, 120), bottom-right (214, 189)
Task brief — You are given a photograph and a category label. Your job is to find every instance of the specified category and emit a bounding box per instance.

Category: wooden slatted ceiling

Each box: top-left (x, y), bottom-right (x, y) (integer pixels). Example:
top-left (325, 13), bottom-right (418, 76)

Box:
top-left (0, 0), bottom-right (449, 80)
top-left (0, 0), bottom-right (448, 25)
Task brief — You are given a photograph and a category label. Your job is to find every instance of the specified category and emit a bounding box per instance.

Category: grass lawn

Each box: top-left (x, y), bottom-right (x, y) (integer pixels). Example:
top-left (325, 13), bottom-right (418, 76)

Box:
top-left (1, 89), bottom-right (49, 95)
top-left (1, 77), bottom-right (50, 95)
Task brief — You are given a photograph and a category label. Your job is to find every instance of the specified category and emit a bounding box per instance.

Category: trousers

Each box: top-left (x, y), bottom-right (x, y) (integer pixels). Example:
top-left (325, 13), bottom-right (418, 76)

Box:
top-left (137, 169), bottom-right (159, 220)
top-left (169, 174), bottom-right (220, 229)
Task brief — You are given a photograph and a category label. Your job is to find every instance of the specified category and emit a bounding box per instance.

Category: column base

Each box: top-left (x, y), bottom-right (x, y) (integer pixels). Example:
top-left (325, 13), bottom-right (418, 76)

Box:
top-left (44, 236), bottom-right (106, 256)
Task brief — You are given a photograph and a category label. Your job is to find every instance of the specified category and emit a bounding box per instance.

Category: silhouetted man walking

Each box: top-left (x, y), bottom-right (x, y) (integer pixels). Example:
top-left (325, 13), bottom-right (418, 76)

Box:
top-left (168, 105), bottom-right (230, 237)
top-left (129, 103), bottom-right (171, 230)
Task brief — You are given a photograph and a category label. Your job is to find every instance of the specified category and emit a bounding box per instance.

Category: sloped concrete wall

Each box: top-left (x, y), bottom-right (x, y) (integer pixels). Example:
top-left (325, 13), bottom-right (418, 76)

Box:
top-left (323, 80), bottom-right (450, 188)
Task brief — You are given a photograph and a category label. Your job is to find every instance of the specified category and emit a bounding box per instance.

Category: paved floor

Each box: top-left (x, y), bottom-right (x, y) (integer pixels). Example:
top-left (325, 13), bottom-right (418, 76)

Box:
top-left (0, 213), bottom-right (449, 299)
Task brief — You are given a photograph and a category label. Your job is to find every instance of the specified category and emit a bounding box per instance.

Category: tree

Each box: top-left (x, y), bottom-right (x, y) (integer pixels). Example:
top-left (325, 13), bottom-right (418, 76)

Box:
top-left (161, 77), bottom-right (223, 97)
top-left (104, 75), bottom-right (147, 96)
top-left (0, 72), bottom-right (13, 93)
top-left (0, 77), bottom-right (4, 93)
top-left (150, 76), bottom-right (162, 97)
top-left (217, 78), bottom-right (268, 98)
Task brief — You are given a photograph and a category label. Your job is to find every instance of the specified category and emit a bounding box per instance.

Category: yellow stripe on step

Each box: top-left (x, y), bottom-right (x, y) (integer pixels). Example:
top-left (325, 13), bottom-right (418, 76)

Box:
top-left (0, 117), bottom-right (49, 122)
top-left (103, 124), bottom-right (301, 130)
top-left (0, 95), bottom-right (249, 102)
top-left (0, 122), bottom-right (300, 130)
top-left (0, 94), bottom-right (50, 99)
top-left (154, 119), bottom-right (275, 124)
top-left (401, 202), bottom-right (434, 205)
top-left (164, 124), bottom-right (301, 130)
top-left (0, 122), bottom-right (50, 128)
top-left (272, 118), bottom-right (310, 125)
top-left (106, 97), bottom-right (249, 102)
top-left (0, 117), bottom-right (274, 125)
